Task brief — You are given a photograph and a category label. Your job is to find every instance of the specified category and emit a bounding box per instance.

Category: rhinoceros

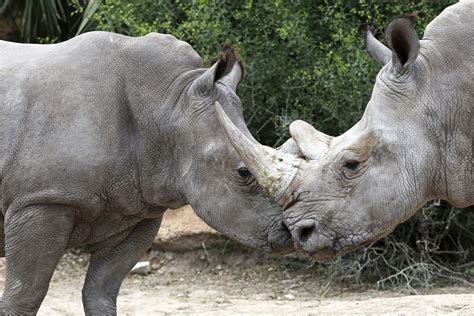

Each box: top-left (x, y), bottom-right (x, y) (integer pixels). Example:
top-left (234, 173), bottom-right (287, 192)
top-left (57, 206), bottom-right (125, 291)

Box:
top-left (0, 33), bottom-right (294, 314)
top-left (216, 1), bottom-right (473, 260)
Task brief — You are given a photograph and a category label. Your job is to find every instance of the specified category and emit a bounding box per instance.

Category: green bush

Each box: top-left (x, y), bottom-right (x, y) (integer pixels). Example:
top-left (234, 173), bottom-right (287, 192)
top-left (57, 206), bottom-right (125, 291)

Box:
top-left (89, 0), bottom-right (456, 144)
top-left (0, 0), bottom-right (100, 43)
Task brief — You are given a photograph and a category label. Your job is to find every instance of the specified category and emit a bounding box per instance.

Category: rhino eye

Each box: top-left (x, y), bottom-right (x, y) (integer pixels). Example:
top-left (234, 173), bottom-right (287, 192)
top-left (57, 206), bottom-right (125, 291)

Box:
top-left (237, 167), bottom-right (251, 178)
top-left (343, 159), bottom-right (360, 170)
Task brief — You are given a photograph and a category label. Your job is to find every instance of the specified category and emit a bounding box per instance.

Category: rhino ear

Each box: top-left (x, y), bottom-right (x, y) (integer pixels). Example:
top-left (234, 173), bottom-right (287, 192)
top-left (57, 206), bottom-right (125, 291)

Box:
top-left (386, 16), bottom-right (420, 73)
top-left (218, 61), bottom-right (244, 92)
top-left (193, 45), bottom-right (236, 94)
top-left (364, 27), bottom-right (391, 67)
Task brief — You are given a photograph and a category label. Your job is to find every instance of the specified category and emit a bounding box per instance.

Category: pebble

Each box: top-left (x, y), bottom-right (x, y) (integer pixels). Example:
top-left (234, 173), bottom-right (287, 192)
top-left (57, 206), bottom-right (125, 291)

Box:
top-left (284, 294), bottom-right (295, 301)
top-left (164, 252), bottom-right (175, 260)
top-left (130, 261), bottom-right (151, 275)
top-left (150, 260), bottom-right (161, 270)
top-left (216, 297), bottom-right (231, 304)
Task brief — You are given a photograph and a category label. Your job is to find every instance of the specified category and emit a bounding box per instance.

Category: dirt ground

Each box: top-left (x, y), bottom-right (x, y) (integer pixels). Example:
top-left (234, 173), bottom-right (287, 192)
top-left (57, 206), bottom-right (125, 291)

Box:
top-left (0, 246), bottom-right (472, 316)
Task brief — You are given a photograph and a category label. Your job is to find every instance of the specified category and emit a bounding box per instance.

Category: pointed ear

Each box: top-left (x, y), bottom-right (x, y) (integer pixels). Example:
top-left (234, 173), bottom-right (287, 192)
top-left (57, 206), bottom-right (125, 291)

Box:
top-left (386, 16), bottom-right (420, 73)
top-left (218, 61), bottom-right (244, 92)
top-left (193, 45), bottom-right (237, 95)
top-left (364, 27), bottom-right (391, 67)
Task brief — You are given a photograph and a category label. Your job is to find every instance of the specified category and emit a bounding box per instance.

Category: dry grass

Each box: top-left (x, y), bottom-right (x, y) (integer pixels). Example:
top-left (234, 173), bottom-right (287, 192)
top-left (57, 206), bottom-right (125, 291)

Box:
top-left (309, 203), bottom-right (473, 293)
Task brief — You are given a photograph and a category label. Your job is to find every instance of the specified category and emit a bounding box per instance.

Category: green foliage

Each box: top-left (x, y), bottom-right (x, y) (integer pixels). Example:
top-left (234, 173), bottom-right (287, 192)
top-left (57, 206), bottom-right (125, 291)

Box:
top-left (4, 0), bottom-right (454, 141)
top-left (89, 0), bottom-right (456, 144)
top-left (467, 265), bottom-right (474, 276)
top-left (0, 0), bottom-right (99, 42)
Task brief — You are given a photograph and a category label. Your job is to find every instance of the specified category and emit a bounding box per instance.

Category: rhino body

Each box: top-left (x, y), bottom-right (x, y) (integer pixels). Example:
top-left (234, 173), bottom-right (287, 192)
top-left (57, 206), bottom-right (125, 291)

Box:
top-left (0, 32), bottom-right (292, 314)
top-left (215, 1), bottom-right (473, 260)
top-left (278, 1), bottom-right (474, 257)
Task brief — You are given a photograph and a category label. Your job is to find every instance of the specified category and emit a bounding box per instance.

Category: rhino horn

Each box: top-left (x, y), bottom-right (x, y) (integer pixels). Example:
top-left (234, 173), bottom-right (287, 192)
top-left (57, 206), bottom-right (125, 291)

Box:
top-left (278, 137), bottom-right (301, 156)
top-left (215, 101), bottom-right (300, 201)
top-left (289, 120), bottom-right (332, 160)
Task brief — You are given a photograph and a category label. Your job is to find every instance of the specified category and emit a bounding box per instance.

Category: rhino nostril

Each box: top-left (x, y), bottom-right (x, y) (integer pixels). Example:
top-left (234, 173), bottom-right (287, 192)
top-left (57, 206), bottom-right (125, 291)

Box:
top-left (295, 220), bottom-right (316, 244)
top-left (299, 225), bottom-right (314, 243)
top-left (293, 220), bottom-right (334, 253)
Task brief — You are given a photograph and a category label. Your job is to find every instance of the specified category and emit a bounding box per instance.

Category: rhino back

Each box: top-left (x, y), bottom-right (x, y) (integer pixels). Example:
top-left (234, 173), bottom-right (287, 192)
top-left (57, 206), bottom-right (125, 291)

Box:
top-left (423, 0), bottom-right (474, 66)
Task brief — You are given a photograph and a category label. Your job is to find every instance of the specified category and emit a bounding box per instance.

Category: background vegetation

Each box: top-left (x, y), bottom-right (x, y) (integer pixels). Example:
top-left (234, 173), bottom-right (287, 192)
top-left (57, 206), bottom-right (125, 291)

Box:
top-left (0, 0), bottom-right (471, 289)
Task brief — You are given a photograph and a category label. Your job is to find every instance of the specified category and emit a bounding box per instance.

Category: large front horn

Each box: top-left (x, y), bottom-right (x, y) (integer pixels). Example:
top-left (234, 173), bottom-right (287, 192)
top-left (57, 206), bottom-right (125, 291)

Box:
top-left (215, 101), bottom-right (300, 201)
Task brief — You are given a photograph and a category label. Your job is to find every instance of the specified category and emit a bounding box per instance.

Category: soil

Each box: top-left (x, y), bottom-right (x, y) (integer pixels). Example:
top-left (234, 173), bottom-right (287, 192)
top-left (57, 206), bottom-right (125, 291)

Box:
top-left (1, 246), bottom-right (472, 315)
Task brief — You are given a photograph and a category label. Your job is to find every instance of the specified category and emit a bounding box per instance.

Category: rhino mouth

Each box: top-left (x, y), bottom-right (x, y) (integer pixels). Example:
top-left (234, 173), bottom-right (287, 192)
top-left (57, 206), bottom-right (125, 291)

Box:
top-left (303, 237), bottom-right (374, 262)
top-left (282, 218), bottom-right (396, 261)
top-left (267, 221), bottom-right (293, 254)
top-left (310, 225), bottom-right (396, 260)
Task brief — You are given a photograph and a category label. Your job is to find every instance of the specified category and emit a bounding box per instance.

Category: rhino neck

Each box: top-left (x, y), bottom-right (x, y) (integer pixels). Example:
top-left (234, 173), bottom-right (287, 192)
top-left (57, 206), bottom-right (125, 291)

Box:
top-left (417, 2), bottom-right (474, 207)
top-left (420, 55), bottom-right (474, 208)
top-left (123, 68), bottom-right (203, 209)
top-left (437, 93), bottom-right (474, 208)
top-left (426, 107), bottom-right (473, 208)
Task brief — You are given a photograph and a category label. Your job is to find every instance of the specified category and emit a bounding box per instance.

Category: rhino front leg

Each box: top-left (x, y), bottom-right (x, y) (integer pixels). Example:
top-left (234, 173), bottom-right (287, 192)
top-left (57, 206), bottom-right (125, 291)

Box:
top-left (82, 217), bottom-right (162, 315)
top-left (1, 205), bottom-right (75, 315)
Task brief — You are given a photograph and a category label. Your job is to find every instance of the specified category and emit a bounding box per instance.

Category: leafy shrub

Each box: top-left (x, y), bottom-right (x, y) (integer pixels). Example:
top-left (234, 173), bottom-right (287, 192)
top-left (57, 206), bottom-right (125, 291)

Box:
top-left (89, 0), bottom-right (456, 143)
top-left (0, 0), bottom-right (100, 43)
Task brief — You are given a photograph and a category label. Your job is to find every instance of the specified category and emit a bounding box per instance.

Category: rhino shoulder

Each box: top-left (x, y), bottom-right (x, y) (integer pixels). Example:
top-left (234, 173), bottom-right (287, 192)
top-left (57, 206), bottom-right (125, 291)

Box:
top-left (118, 32), bottom-right (203, 70)
top-left (423, 1), bottom-right (474, 46)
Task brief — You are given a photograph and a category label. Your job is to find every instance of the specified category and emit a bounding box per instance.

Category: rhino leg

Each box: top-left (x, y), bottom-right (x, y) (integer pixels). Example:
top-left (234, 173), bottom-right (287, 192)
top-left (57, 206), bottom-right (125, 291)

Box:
top-left (82, 217), bottom-right (162, 315)
top-left (0, 205), bottom-right (75, 315)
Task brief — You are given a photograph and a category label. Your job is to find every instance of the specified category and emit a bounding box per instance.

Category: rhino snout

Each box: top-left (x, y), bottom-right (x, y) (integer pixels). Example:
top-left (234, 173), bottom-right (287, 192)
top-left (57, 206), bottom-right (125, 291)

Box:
top-left (290, 219), bottom-right (333, 255)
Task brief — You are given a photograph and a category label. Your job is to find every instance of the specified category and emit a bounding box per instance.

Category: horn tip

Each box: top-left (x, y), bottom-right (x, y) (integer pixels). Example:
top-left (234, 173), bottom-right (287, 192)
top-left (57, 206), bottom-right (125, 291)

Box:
top-left (289, 120), bottom-right (312, 135)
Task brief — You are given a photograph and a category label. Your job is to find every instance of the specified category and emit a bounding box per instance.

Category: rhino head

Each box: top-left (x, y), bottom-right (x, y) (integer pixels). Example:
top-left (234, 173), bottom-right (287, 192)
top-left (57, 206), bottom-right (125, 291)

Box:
top-left (217, 6), bottom-right (473, 259)
top-left (175, 45), bottom-right (294, 253)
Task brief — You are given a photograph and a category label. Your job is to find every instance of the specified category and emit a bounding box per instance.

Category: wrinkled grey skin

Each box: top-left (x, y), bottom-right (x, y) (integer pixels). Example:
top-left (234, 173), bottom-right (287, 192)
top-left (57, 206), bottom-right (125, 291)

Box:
top-left (0, 32), bottom-right (292, 314)
top-left (280, 1), bottom-right (474, 259)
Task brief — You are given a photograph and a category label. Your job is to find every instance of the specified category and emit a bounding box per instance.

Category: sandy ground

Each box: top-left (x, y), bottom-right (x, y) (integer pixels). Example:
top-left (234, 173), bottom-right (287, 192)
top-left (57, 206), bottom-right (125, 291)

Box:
top-left (1, 248), bottom-right (473, 315)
